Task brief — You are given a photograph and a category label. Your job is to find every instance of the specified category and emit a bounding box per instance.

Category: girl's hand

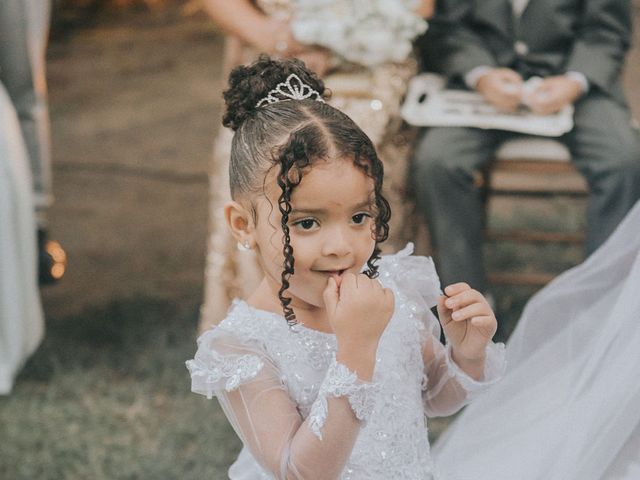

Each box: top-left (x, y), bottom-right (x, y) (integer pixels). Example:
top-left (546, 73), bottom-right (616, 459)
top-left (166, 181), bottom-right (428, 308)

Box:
top-left (437, 283), bottom-right (497, 362)
top-left (323, 273), bottom-right (394, 379)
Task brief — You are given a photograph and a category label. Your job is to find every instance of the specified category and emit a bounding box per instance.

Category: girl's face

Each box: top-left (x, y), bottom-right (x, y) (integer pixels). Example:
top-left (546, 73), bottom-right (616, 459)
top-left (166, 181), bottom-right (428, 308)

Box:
top-left (254, 157), bottom-right (377, 311)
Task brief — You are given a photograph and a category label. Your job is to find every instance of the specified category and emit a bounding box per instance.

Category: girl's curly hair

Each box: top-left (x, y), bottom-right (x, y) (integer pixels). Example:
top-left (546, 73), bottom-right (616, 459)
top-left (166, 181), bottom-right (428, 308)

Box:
top-left (225, 55), bottom-right (390, 325)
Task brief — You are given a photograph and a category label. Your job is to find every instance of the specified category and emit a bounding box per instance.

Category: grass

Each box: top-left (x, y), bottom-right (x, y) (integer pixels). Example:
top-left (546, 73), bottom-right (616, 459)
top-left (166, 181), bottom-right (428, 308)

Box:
top-left (0, 297), bottom-right (240, 479)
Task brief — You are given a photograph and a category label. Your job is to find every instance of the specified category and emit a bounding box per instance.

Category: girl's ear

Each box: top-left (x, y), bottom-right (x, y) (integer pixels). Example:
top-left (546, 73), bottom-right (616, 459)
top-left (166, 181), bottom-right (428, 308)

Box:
top-left (224, 201), bottom-right (255, 248)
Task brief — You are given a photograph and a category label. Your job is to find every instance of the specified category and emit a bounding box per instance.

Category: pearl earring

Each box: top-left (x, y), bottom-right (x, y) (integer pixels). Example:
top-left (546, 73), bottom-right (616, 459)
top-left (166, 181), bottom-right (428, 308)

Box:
top-left (237, 241), bottom-right (251, 251)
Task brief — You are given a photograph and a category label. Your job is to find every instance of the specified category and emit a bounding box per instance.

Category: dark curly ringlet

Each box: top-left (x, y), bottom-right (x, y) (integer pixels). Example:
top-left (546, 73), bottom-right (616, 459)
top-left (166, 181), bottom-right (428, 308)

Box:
top-left (224, 55), bottom-right (390, 325)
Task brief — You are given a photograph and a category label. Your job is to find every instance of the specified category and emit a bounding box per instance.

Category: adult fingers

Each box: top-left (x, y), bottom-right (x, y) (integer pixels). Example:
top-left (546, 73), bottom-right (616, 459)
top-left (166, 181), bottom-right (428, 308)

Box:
top-left (487, 92), bottom-right (520, 113)
top-left (497, 68), bottom-right (524, 84)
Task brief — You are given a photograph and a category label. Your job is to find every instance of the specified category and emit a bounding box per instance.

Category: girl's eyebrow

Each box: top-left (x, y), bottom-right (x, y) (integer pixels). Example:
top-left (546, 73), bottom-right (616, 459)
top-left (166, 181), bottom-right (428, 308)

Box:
top-left (291, 200), bottom-right (373, 216)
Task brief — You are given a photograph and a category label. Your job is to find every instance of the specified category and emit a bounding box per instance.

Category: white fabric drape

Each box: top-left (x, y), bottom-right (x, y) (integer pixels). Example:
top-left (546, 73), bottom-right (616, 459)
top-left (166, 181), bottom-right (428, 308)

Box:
top-left (434, 201), bottom-right (640, 479)
top-left (0, 83), bottom-right (44, 395)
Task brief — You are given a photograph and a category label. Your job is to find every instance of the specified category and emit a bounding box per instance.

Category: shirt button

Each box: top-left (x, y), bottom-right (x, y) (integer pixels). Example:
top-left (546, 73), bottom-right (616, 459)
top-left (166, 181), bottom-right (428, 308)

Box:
top-left (514, 40), bottom-right (529, 56)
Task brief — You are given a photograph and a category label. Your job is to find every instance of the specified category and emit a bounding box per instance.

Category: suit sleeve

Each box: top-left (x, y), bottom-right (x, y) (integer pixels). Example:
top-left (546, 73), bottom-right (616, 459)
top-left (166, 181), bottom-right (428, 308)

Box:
top-left (420, 0), bottom-right (497, 80)
top-left (565, 0), bottom-right (631, 93)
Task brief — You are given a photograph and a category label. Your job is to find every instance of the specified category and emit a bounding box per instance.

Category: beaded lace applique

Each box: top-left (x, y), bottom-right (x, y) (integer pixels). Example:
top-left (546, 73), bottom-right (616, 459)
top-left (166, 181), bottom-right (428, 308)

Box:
top-left (308, 359), bottom-right (379, 440)
top-left (186, 351), bottom-right (263, 399)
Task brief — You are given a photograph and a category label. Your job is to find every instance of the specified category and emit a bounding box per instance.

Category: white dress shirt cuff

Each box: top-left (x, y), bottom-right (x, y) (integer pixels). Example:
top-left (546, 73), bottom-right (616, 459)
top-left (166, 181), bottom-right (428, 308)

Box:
top-left (565, 71), bottom-right (589, 94)
top-left (464, 66), bottom-right (493, 90)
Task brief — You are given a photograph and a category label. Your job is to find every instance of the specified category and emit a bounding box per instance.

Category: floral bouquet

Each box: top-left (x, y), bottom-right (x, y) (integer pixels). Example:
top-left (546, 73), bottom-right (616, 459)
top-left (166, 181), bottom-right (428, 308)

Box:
top-left (291, 0), bottom-right (428, 67)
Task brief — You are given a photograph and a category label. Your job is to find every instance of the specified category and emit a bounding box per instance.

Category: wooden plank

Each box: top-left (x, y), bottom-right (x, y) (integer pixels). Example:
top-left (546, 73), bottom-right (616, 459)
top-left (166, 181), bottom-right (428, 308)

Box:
top-left (486, 230), bottom-right (584, 243)
top-left (488, 271), bottom-right (557, 286)
top-left (480, 157), bottom-right (589, 194)
top-left (492, 159), bottom-right (575, 173)
top-left (489, 172), bottom-right (588, 194)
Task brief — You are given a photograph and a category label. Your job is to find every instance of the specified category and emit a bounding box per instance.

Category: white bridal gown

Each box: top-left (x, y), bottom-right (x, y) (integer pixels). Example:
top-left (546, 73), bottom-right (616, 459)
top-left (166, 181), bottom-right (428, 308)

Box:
top-left (0, 83), bottom-right (44, 395)
top-left (434, 200), bottom-right (640, 480)
top-left (187, 247), bottom-right (506, 479)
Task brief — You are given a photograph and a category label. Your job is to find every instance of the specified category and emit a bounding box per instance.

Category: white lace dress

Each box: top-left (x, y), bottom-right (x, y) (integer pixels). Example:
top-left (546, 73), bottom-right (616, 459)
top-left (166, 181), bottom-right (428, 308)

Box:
top-left (187, 246), bottom-right (506, 479)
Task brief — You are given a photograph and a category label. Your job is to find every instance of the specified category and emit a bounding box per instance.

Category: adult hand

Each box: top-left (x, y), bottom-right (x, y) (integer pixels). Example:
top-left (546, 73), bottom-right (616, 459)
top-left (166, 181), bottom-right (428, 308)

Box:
top-left (260, 18), bottom-right (306, 58)
top-left (295, 48), bottom-right (333, 78)
top-left (414, 0), bottom-right (435, 18)
top-left (437, 283), bottom-right (497, 363)
top-left (476, 68), bottom-right (524, 113)
top-left (525, 75), bottom-right (583, 115)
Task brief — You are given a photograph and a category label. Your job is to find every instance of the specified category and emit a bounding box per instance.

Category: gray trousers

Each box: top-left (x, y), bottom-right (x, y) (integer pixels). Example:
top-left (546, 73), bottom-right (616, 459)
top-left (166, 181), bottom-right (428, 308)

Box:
top-left (0, 0), bottom-right (52, 226)
top-left (411, 91), bottom-right (640, 293)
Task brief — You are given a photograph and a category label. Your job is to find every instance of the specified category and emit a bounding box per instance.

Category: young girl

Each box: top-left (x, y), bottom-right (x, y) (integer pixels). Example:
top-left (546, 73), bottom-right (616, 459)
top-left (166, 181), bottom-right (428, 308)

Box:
top-left (198, 0), bottom-right (435, 334)
top-left (186, 56), bottom-right (505, 479)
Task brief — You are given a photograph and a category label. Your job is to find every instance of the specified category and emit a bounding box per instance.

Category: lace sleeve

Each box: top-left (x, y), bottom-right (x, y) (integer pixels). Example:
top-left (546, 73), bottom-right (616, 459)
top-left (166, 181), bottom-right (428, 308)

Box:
top-left (187, 330), bottom-right (377, 479)
top-left (186, 329), bottom-right (264, 399)
top-left (379, 244), bottom-right (506, 417)
top-left (420, 313), bottom-right (506, 417)
top-left (308, 359), bottom-right (379, 440)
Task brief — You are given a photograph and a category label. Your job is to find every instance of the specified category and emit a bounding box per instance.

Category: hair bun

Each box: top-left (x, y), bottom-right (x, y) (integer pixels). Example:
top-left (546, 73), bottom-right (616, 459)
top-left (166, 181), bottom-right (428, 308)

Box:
top-left (222, 55), bottom-right (326, 131)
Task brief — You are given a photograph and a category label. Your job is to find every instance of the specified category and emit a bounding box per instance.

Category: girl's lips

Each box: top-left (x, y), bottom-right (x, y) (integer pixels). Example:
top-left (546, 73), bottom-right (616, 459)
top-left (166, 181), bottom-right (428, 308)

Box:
top-left (314, 268), bottom-right (349, 287)
top-left (329, 272), bottom-right (343, 288)
top-left (327, 269), bottom-right (350, 288)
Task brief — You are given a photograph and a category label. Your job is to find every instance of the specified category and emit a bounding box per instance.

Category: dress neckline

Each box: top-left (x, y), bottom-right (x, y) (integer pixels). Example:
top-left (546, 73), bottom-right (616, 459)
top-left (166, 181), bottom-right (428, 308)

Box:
top-left (232, 299), bottom-right (336, 338)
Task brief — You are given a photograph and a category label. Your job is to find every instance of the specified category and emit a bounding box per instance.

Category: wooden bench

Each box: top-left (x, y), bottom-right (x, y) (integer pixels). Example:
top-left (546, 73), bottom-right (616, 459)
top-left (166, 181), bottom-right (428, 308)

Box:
top-left (480, 137), bottom-right (588, 285)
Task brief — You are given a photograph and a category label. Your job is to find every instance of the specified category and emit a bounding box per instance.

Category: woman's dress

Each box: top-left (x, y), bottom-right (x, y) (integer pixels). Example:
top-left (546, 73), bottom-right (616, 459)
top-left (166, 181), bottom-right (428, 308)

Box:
top-left (199, 0), bottom-right (426, 331)
top-left (0, 82), bottom-right (44, 395)
top-left (434, 201), bottom-right (640, 479)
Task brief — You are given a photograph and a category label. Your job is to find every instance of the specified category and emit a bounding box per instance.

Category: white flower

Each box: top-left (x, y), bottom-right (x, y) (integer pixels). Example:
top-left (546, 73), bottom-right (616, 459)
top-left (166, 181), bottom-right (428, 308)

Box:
top-left (292, 0), bottom-right (428, 67)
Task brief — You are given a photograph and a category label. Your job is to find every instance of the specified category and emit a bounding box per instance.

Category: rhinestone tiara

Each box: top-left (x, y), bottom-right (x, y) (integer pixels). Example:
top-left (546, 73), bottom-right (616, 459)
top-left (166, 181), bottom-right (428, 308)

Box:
top-left (256, 73), bottom-right (325, 107)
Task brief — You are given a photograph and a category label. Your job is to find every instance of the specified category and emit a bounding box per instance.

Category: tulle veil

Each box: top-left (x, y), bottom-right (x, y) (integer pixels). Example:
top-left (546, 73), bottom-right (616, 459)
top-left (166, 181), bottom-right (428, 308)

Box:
top-left (434, 201), bottom-right (640, 480)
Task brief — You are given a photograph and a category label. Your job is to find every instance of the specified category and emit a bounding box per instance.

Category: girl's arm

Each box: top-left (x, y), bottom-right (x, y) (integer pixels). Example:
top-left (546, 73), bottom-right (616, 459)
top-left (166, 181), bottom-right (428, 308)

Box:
top-left (188, 330), bottom-right (373, 479)
top-left (212, 343), bottom-right (376, 480)
top-left (420, 312), bottom-right (505, 417)
top-left (188, 275), bottom-right (391, 478)
top-left (214, 274), bottom-right (390, 479)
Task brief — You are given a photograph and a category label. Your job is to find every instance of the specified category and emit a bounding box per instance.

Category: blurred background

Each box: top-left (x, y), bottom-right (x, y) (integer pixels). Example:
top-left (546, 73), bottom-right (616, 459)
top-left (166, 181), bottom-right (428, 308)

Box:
top-left (1, 0), bottom-right (639, 478)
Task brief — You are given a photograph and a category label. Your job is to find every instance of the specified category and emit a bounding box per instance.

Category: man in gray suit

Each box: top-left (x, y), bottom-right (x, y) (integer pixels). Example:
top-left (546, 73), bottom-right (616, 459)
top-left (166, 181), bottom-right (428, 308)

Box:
top-left (412, 0), bottom-right (640, 294)
top-left (0, 0), bottom-right (65, 283)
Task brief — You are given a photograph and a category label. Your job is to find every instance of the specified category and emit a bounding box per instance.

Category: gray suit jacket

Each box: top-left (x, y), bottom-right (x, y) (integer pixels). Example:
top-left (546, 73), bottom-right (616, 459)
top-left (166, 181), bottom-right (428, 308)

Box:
top-left (420, 0), bottom-right (632, 100)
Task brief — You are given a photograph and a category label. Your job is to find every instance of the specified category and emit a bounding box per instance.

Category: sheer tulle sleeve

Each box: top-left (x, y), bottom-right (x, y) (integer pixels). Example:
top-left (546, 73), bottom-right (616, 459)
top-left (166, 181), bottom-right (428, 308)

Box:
top-left (380, 244), bottom-right (506, 418)
top-left (421, 327), bottom-right (506, 417)
top-left (186, 328), bottom-right (377, 479)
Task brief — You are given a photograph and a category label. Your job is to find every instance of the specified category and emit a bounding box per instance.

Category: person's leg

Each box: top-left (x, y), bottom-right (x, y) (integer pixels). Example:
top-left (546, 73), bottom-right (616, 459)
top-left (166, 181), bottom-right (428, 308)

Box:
top-left (0, 0), bottom-right (65, 284)
top-left (565, 92), bottom-right (640, 254)
top-left (410, 127), bottom-right (504, 292)
top-left (0, 0), bottom-right (53, 223)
